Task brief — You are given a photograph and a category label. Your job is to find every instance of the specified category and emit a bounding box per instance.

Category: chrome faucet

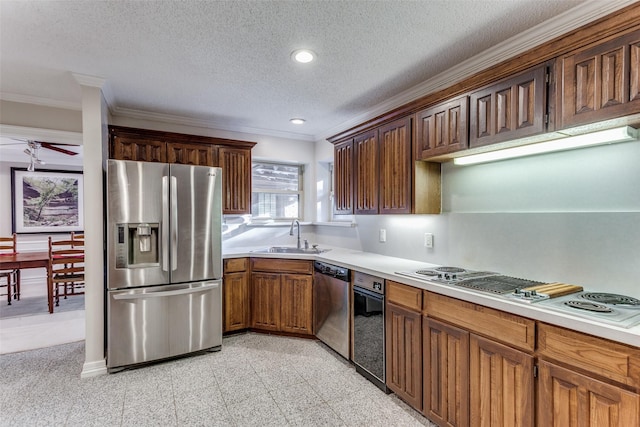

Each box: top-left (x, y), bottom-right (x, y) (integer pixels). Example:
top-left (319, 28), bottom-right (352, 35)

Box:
top-left (289, 219), bottom-right (301, 249)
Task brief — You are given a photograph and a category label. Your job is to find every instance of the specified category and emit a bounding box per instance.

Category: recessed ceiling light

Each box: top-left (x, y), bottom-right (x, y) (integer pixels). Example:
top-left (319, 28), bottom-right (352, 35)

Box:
top-left (291, 49), bottom-right (315, 63)
top-left (290, 118), bottom-right (306, 125)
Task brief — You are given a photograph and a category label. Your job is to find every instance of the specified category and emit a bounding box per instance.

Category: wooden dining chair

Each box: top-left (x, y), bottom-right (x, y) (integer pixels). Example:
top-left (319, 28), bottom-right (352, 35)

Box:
top-left (0, 233), bottom-right (19, 305)
top-left (48, 236), bottom-right (85, 311)
top-left (70, 232), bottom-right (84, 246)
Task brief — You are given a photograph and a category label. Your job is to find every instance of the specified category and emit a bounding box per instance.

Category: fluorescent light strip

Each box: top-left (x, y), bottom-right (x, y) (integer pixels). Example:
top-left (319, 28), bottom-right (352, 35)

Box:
top-left (453, 126), bottom-right (638, 165)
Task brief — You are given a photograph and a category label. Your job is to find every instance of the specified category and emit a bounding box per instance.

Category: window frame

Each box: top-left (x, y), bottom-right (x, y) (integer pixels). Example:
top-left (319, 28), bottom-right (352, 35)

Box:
top-left (251, 161), bottom-right (304, 221)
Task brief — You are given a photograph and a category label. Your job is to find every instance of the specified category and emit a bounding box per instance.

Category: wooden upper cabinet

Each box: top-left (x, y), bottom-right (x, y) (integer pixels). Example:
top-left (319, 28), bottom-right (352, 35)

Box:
top-left (558, 29), bottom-right (640, 129)
top-left (109, 133), bottom-right (167, 163)
top-left (109, 126), bottom-right (255, 215)
top-left (333, 139), bottom-right (354, 215)
top-left (219, 146), bottom-right (252, 215)
top-left (416, 96), bottom-right (469, 159)
top-left (469, 65), bottom-right (548, 149)
top-left (167, 142), bottom-right (214, 166)
top-left (379, 117), bottom-right (412, 214)
top-left (354, 130), bottom-right (379, 214)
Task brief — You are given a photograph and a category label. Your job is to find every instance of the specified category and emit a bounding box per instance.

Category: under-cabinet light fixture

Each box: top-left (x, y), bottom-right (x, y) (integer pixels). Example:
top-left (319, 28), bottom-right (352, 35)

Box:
top-left (453, 126), bottom-right (639, 166)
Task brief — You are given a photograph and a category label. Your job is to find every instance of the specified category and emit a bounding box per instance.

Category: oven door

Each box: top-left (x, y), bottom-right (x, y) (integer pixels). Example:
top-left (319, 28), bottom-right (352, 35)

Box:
top-left (352, 285), bottom-right (385, 384)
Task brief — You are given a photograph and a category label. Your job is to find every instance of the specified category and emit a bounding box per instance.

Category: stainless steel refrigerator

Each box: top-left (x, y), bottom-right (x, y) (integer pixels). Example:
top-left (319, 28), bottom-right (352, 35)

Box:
top-left (106, 159), bottom-right (222, 370)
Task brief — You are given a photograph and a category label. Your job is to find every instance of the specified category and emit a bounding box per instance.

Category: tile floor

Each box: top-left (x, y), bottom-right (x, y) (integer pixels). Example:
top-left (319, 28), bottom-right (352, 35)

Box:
top-left (0, 333), bottom-right (435, 426)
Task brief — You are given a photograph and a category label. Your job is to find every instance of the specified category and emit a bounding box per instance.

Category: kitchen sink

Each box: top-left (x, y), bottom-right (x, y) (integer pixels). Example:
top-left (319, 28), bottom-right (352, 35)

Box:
top-left (251, 246), bottom-right (330, 254)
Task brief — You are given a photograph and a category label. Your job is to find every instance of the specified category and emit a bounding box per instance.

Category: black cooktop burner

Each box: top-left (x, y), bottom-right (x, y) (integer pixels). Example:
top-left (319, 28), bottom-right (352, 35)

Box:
top-left (435, 267), bottom-right (466, 273)
top-left (564, 300), bottom-right (613, 313)
top-left (580, 293), bottom-right (640, 306)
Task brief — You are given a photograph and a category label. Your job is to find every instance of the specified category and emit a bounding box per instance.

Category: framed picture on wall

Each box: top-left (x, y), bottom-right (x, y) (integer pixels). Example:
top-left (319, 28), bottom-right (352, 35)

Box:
top-left (11, 168), bottom-right (84, 234)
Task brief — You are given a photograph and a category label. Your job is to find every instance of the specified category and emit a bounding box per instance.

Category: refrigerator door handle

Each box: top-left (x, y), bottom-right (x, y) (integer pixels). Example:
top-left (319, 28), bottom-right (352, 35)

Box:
top-left (171, 175), bottom-right (178, 271)
top-left (162, 176), bottom-right (170, 271)
top-left (112, 282), bottom-right (220, 300)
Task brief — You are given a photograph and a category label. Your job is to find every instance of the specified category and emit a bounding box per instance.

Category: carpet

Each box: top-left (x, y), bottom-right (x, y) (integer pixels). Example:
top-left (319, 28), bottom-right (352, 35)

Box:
top-left (0, 295), bottom-right (84, 319)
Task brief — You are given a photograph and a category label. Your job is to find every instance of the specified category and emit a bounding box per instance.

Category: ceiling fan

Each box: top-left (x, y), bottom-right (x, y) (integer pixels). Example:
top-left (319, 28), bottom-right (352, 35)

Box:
top-left (6, 138), bottom-right (79, 171)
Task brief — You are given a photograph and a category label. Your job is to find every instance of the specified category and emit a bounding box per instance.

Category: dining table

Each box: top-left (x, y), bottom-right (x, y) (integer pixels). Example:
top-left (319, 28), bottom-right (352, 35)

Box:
top-left (0, 251), bottom-right (53, 313)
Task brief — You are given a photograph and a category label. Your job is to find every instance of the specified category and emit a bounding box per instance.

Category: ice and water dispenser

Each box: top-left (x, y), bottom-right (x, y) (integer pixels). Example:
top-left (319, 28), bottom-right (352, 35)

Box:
top-left (115, 223), bottom-right (160, 268)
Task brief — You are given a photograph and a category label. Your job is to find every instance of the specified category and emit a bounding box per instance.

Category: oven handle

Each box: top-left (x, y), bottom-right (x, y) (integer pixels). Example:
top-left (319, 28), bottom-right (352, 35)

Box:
top-left (353, 286), bottom-right (384, 301)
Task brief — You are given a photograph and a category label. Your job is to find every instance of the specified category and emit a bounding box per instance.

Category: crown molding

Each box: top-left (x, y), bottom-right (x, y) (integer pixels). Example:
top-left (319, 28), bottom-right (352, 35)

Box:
top-left (111, 106), bottom-right (316, 142)
top-left (0, 92), bottom-right (81, 111)
top-left (0, 124), bottom-right (83, 145)
top-left (316, 0), bottom-right (636, 141)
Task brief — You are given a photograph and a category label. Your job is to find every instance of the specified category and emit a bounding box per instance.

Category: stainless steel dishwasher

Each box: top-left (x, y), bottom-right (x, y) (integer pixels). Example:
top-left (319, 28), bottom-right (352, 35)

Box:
top-left (313, 261), bottom-right (350, 359)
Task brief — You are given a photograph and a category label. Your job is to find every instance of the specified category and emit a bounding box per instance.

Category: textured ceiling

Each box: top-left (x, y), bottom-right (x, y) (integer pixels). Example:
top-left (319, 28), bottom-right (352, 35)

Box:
top-left (0, 0), bottom-right (601, 142)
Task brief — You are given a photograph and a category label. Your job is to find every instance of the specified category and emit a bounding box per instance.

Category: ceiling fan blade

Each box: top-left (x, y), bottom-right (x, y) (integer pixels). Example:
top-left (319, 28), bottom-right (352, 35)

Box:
top-left (39, 142), bottom-right (79, 156)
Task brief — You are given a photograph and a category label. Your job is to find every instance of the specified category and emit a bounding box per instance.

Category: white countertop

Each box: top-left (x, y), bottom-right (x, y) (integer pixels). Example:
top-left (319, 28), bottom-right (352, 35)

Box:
top-left (224, 245), bottom-right (640, 348)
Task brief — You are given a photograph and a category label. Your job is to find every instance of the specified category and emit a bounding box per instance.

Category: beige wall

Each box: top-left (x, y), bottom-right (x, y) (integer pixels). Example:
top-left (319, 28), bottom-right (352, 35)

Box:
top-left (0, 100), bottom-right (82, 132)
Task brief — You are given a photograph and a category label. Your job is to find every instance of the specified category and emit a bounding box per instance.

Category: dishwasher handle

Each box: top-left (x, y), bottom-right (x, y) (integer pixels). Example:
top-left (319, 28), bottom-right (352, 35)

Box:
top-left (314, 261), bottom-right (350, 282)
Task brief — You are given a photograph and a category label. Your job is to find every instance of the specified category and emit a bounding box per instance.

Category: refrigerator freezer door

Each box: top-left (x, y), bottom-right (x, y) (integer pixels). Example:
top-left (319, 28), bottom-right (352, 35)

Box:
top-left (107, 280), bottom-right (222, 369)
top-left (170, 164), bottom-right (222, 283)
top-left (107, 160), bottom-right (170, 289)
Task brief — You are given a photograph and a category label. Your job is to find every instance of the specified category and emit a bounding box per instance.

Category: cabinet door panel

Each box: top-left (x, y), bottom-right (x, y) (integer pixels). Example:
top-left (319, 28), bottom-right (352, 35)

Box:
top-left (167, 142), bottom-right (213, 166)
top-left (538, 360), bottom-right (640, 427)
top-left (280, 274), bottom-right (313, 335)
top-left (354, 130), bottom-right (378, 214)
top-left (110, 135), bottom-right (166, 163)
top-left (378, 117), bottom-right (412, 214)
top-left (223, 271), bottom-right (249, 332)
top-left (219, 147), bottom-right (251, 214)
top-left (333, 140), bottom-right (354, 215)
top-left (560, 30), bottom-right (640, 128)
top-left (386, 302), bottom-right (422, 409)
top-left (470, 335), bottom-right (533, 427)
top-left (470, 66), bottom-right (546, 148)
top-left (415, 96), bottom-right (468, 159)
top-left (423, 318), bottom-right (469, 427)
top-left (250, 273), bottom-right (280, 331)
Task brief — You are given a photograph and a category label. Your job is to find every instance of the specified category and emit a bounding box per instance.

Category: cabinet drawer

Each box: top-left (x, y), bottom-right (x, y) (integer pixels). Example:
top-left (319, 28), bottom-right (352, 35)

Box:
top-left (387, 281), bottom-right (422, 312)
top-left (224, 258), bottom-right (248, 273)
top-left (251, 258), bottom-right (313, 274)
top-left (424, 292), bottom-right (535, 352)
top-left (538, 323), bottom-right (640, 388)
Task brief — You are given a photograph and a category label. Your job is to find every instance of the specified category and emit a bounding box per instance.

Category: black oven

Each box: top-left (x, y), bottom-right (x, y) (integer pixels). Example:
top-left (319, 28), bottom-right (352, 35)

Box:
top-left (352, 271), bottom-right (389, 393)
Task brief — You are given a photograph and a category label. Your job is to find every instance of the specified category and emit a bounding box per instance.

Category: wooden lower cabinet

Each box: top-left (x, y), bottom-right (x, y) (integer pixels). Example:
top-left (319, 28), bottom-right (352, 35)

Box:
top-left (280, 274), bottom-right (313, 335)
top-left (470, 334), bottom-right (534, 427)
top-left (538, 359), bottom-right (640, 427)
top-left (423, 318), bottom-right (469, 427)
top-left (250, 259), bottom-right (314, 335)
top-left (223, 271), bottom-right (250, 332)
top-left (385, 301), bottom-right (422, 409)
top-left (250, 272), bottom-right (280, 331)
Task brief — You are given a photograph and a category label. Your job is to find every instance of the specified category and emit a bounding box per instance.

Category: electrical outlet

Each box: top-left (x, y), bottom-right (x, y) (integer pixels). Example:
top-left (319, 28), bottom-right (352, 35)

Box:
top-left (424, 233), bottom-right (434, 248)
top-left (379, 229), bottom-right (387, 243)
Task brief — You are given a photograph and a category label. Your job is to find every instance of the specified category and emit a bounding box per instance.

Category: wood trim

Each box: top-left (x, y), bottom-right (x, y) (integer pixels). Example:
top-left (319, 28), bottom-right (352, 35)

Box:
top-left (387, 280), bottom-right (422, 311)
top-left (537, 322), bottom-right (640, 389)
top-left (109, 125), bottom-right (257, 149)
top-left (327, 4), bottom-right (640, 143)
top-left (425, 292), bottom-right (535, 352)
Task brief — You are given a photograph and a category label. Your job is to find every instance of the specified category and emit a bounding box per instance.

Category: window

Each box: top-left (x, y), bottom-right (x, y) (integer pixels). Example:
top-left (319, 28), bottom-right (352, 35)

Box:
top-left (252, 162), bottom-right (303, 220)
